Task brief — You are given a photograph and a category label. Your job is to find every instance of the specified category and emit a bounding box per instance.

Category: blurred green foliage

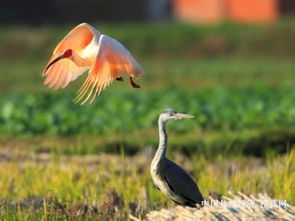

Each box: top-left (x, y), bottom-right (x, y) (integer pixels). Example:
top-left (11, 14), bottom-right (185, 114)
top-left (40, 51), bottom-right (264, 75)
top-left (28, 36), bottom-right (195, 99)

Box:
top-left (0, 86), bottom-right (294, 136)
top-left (1, 20), bottom-right (295, 61)
top-left (0, 22), bottom-right (294, 219)
top-left (0, 21), bottom-right (294, 156)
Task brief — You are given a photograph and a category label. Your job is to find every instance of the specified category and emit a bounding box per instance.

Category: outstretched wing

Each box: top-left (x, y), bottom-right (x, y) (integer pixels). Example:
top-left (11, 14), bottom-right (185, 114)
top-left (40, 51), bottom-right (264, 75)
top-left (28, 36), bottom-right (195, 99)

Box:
top-left (163, 159), bottom-right (204, 206)
top-left (75, 34), bottom-right (143, 104)
top-left (43, 23), bottom-right (95, 89)
top-left (43, 59), bottom-right (89, 89)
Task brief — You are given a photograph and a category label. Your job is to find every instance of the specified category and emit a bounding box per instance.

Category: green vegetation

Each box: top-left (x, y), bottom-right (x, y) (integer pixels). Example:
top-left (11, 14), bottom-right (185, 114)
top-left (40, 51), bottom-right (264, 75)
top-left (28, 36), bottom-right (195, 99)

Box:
top-left (0, 21), bottom-right (295, 94)
top-left (0, 86), bottom-right (294, 156)
top-left (1, 86), bottom-right (294, 135)
top-left (0, 21), bottom-right (294, 220)
top-left (1, 20), bottom-right (295, 61)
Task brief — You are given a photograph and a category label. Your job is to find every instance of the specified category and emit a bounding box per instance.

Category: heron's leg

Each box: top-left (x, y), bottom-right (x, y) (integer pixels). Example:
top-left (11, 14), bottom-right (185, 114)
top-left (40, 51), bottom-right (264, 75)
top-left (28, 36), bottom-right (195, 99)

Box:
top-left (116, 77), bottom-right (123, 81)
top-left (129, 77), bottom-right (140, 88)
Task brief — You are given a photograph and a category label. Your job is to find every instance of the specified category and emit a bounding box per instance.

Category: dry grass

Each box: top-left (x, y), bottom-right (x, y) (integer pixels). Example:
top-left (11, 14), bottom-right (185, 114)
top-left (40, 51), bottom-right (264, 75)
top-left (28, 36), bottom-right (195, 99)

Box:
top-left (0, 148), bottom-right (294, 220)
top-left (145, 192), bottom-right (295, 221)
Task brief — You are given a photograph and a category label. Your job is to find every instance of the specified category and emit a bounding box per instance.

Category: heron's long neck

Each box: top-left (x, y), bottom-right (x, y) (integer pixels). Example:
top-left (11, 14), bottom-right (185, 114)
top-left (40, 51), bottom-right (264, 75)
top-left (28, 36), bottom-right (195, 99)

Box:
top-left (72, 51), bottom-right (91, 67)
top-left (152, 119), bottom-right (168, 169)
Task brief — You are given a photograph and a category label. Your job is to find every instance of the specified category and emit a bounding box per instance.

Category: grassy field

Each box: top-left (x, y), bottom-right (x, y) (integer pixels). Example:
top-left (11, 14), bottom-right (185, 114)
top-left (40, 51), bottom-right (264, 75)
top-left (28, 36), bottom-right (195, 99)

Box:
top-left (0, 21), bottom-right (294, 220)
top-left (0, 149), bottom-right (294, 220)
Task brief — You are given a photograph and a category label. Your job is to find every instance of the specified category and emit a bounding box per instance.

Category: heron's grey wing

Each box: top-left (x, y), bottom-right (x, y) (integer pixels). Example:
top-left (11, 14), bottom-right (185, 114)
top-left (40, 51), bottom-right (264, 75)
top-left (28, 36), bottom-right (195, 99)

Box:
top-left (163, 159), bottom-right (204, 205)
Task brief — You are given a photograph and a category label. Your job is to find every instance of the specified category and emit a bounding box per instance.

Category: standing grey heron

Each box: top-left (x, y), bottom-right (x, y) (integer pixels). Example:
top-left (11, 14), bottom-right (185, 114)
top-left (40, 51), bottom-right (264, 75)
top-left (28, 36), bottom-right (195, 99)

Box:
top-left (151, 109), bottom-right (204, 207)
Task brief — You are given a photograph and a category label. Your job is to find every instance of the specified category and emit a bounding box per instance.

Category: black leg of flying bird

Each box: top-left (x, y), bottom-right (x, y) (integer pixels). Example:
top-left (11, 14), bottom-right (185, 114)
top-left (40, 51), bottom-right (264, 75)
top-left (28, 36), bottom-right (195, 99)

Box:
top-left (129, 77), bottom-right (140, 88)
top-left (116, 77), bottom-right (123, 81)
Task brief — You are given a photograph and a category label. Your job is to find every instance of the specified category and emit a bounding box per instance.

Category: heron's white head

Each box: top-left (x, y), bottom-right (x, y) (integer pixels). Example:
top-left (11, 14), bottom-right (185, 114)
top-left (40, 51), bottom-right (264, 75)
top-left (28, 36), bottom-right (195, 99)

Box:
top-left (159, 109), bottom-right (195, 123)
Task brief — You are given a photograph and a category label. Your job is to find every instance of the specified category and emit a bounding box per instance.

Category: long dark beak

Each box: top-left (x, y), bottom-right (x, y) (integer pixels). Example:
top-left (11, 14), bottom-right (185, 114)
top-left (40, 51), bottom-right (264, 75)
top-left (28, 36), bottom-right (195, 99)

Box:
top-left (175, 113), bottom-right (195, 119)
top-left (43, 54), bottom-right (64, 75)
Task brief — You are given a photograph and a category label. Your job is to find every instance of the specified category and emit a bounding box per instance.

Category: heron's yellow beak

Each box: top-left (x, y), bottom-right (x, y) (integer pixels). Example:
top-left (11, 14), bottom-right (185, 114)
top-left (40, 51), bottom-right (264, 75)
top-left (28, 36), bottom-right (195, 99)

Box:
top-left (175, 113), bottom-right (195, 119)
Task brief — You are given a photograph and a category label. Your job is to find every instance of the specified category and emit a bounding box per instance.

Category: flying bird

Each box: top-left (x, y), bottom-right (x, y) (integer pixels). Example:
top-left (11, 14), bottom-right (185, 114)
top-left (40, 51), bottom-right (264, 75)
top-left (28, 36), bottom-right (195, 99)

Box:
top-left (151, 109), bottom-right (204, 207)
top-left (42, 23), bottom-right (143, 104)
